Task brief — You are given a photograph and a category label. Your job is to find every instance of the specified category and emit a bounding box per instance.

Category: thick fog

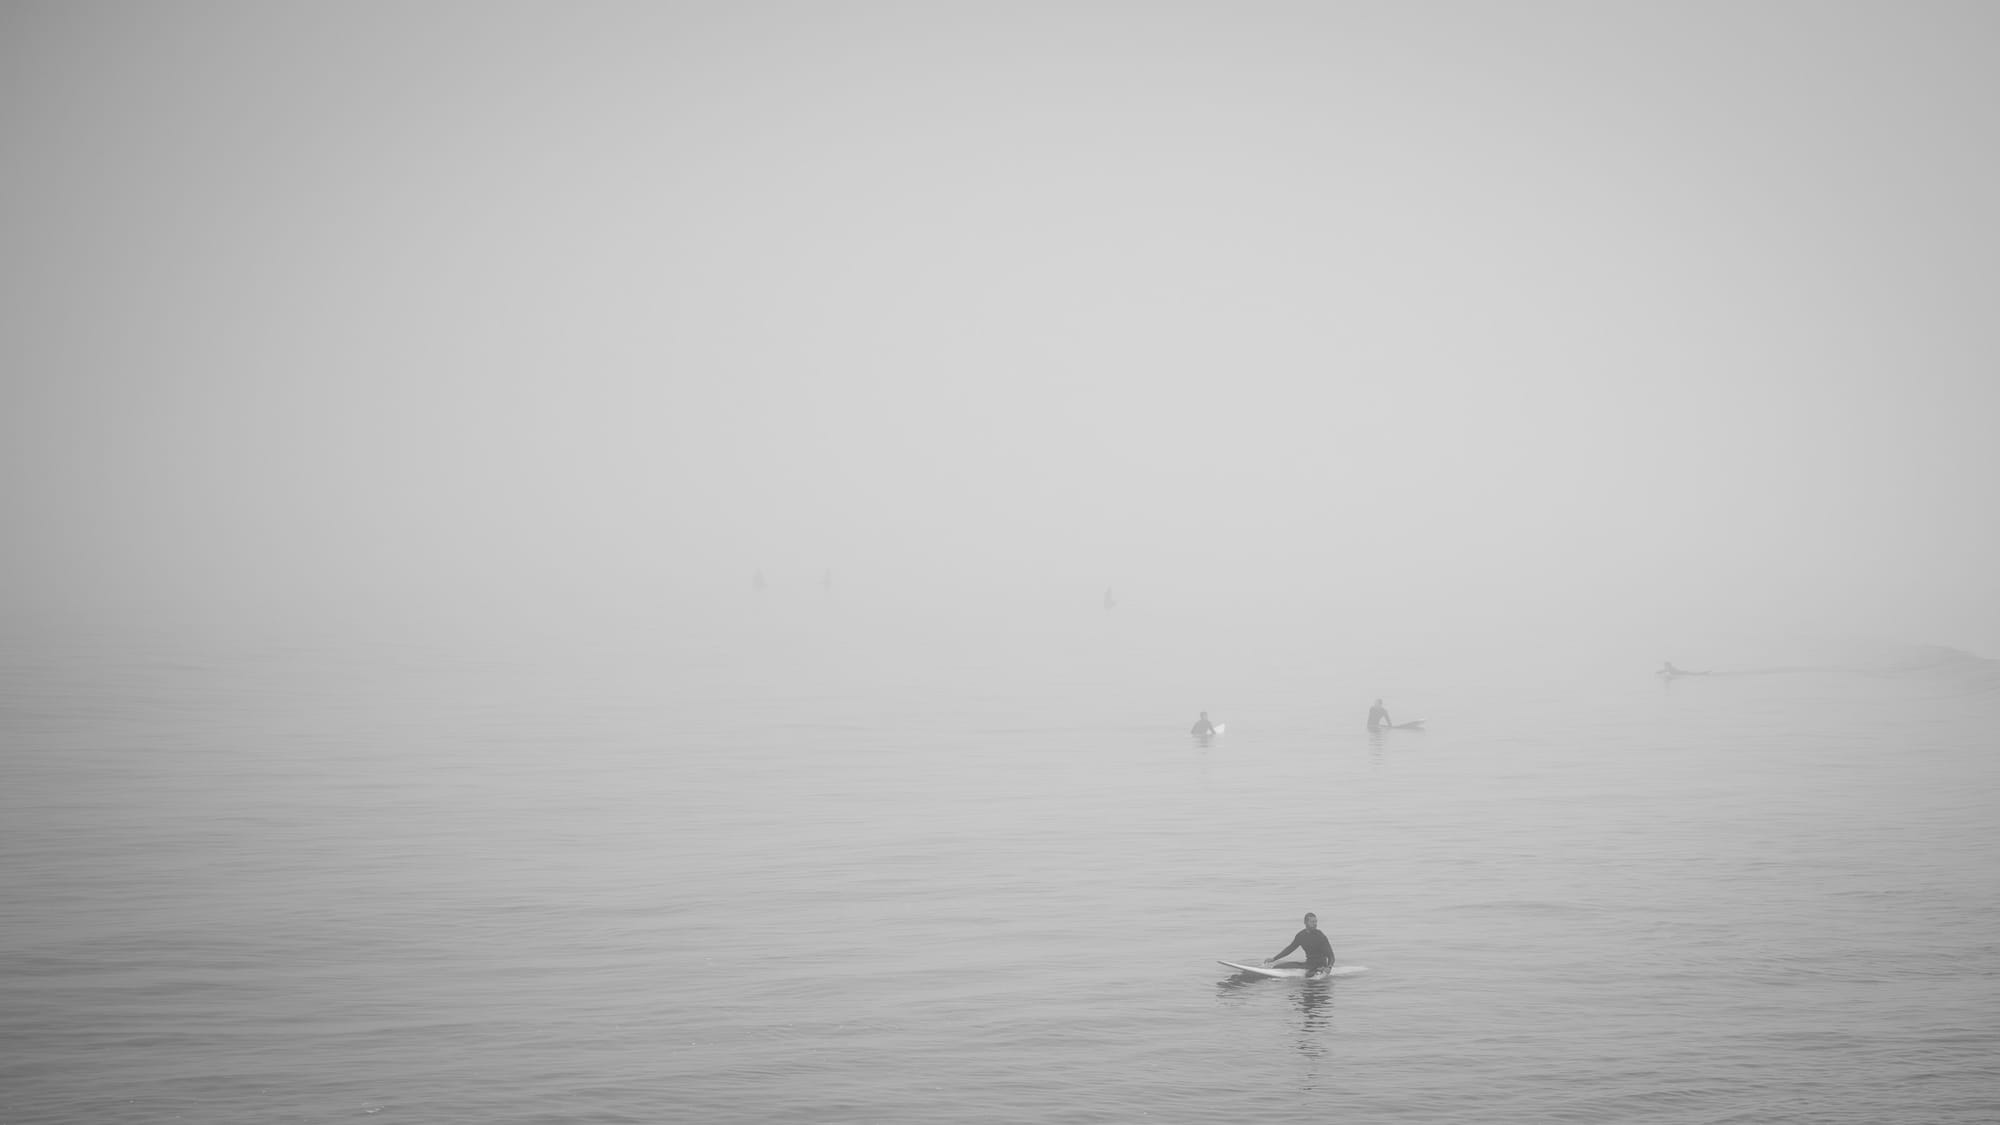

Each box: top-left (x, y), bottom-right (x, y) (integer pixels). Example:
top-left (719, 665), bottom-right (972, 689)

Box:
top-left (5, 3), bottom-right (1998, 653)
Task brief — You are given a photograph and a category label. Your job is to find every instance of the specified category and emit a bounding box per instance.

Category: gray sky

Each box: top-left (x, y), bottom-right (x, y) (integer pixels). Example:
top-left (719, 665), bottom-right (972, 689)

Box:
top-left (5, 2), bottom-right (1997, 649)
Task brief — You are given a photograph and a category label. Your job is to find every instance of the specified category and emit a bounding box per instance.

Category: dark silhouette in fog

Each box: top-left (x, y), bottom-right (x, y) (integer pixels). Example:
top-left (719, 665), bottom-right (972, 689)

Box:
top-left (1367, 698), bottom-right (1392, 732)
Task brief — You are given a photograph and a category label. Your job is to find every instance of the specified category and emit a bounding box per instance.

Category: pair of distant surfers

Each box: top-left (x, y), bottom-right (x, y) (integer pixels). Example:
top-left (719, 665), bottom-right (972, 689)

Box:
top-left (1191, 699), bottom-right (1396, 736)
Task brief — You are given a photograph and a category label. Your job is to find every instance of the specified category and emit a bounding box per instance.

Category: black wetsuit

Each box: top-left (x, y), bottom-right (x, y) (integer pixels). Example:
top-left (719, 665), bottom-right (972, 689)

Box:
top-left (1367, 705), bottom-right (1390, 731)
top-left (1275, 927), bottom-right (1334, 973)
top-left (1191, 719), bottom-right (1215, 736)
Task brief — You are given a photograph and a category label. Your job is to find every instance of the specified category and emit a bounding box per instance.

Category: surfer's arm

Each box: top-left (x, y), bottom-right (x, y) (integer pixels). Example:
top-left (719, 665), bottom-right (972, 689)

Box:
top-left (1268, 938), bottom-right (1302, 964)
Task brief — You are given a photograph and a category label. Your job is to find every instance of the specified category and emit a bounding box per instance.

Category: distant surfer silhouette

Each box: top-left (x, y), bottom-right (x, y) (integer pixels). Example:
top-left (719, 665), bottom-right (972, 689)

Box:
top-left (1190, 711), bottom-right (1216, 737)
top-left (753, 569), bottom-right (767, 592)
top-left (1366, 698), bottom-right (1392, 732)
top-left (1103, 586), bottom-right (1116, 610)
top-left (1659, 661), bottom-right (1708, 678)
top-left (1267, 912), bottom-right (1335, 977)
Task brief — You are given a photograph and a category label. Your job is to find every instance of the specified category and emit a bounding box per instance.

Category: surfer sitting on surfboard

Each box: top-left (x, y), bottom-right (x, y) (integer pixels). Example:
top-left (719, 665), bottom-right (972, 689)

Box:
top-left (1367, 698), bottom-right (1392, 732)
top-left (1268, 912), bottom-right (1335, 977)
top-left (1191, 712), bottom-right (1216, 736)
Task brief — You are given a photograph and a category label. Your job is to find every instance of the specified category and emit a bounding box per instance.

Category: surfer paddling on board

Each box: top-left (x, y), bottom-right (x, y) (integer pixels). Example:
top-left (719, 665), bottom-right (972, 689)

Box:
top-left (1367, 698), bottom-right (1392, 732)
top-left (1267, 913), bottom-right (1335, 977)
top-left (1659, 662), bottom-right (1708, 678)
top-left (1190, 712), bottom-right (1216, 737)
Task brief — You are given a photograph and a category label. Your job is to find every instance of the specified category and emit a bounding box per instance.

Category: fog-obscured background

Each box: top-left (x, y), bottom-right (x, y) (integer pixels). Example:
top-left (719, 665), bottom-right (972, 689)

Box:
top-left (6, 2), bottom-right (1997, 653)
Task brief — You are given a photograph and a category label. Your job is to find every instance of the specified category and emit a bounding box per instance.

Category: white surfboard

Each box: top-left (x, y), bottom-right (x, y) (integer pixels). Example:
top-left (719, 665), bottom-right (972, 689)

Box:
top-left (1218, 960), bottom-right (1369, 979)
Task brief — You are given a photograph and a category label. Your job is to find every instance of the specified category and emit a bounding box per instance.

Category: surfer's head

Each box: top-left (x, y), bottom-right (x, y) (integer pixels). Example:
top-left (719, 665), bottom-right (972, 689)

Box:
top-left (1303, 913), bottom-right (1318, 928)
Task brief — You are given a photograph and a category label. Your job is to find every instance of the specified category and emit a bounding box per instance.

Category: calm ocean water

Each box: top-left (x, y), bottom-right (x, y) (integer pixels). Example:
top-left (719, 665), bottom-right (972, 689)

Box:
top-left (4, 606), bottom-right (1998, 1123)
